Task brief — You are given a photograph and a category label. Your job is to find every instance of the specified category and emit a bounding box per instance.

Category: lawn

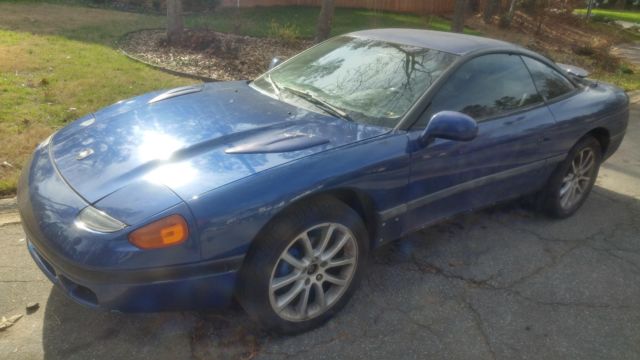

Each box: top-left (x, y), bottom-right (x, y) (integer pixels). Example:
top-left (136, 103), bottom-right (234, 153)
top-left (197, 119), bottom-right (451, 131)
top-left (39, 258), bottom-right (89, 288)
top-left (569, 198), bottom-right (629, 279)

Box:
top-left (0, 2), bottom-right (462, 196)
top-left (186, 6), bottom-right (476, 38)
top-left (575, 8), bottom-right (640, 23)
top-left (0, 3), bottom-right (192, 195)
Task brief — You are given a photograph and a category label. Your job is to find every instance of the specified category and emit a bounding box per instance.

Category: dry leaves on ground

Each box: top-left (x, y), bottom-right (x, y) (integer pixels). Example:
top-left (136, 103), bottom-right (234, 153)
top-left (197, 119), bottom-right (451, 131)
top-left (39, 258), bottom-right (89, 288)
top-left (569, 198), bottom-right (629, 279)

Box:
top-left (120, 29), bottom-right (312, 81)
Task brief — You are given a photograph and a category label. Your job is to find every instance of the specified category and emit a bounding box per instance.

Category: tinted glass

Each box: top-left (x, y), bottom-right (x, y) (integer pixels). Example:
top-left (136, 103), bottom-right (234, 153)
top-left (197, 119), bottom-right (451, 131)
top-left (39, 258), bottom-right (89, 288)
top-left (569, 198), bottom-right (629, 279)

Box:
top-left (522, 56), bottom-right (575, 100)
top-left (418, 54), bottom-right (543, 127)
top-left (252, 36), bottom-right (458, 127)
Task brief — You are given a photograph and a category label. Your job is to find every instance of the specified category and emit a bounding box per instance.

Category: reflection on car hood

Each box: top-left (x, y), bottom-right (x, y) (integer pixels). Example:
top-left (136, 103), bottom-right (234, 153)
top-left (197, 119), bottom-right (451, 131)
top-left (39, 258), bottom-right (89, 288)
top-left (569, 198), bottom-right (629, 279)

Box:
top-left (50, 81), bottom-right (389, 203)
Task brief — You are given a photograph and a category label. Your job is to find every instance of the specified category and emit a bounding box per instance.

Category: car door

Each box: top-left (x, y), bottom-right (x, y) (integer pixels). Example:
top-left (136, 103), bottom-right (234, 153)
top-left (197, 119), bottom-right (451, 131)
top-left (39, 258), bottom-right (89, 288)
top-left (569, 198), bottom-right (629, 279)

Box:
top-left (405, 53), bottom-right (558, 232)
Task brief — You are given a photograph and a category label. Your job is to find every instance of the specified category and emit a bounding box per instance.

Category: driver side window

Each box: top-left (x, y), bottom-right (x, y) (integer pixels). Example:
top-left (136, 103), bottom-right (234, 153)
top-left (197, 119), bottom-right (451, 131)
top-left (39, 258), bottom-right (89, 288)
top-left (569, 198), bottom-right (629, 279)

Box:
top-left (414, 54), bottom-right (543, 128)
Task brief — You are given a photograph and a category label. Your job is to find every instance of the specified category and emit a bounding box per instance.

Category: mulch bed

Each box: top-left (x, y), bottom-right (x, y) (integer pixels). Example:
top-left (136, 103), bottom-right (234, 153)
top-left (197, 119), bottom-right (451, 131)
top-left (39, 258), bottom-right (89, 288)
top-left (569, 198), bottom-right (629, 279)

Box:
top-left (119, 29), bottom-right (313, 81)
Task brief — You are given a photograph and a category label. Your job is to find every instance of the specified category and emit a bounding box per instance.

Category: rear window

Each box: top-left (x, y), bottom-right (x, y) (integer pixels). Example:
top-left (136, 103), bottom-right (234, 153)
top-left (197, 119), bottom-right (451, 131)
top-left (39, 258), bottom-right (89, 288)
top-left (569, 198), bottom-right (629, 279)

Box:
top-left (522, 56), bottom-right (575, 101)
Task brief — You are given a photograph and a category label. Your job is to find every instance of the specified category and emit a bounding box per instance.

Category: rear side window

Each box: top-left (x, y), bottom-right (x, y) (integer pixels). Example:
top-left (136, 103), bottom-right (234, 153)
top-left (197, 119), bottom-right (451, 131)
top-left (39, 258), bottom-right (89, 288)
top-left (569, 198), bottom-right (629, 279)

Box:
top-left (521, 56), bottom-right (575, 101)
top-left (419, 54), bottom-right (543, 126)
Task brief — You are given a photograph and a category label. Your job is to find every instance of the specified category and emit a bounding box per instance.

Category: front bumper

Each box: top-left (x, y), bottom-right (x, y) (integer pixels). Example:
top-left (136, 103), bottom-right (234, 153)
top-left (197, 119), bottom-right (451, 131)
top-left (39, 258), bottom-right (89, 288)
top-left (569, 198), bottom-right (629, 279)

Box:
top-left (26, 236), bottom-right (241, 312)
top-left (18, 140), bottom-right (243, 312)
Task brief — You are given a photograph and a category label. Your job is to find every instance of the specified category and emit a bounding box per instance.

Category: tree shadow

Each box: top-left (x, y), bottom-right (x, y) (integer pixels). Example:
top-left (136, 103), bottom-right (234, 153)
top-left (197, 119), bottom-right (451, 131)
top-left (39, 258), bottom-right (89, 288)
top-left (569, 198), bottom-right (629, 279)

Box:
top-left (41, 287), bottom-right (262, 360)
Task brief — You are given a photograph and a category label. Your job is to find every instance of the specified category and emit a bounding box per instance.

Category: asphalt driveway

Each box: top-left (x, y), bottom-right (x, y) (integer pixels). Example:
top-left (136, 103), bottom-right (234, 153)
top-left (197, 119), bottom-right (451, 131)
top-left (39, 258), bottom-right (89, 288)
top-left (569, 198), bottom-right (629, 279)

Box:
top-left (1, 102), bottom-right (639, 360)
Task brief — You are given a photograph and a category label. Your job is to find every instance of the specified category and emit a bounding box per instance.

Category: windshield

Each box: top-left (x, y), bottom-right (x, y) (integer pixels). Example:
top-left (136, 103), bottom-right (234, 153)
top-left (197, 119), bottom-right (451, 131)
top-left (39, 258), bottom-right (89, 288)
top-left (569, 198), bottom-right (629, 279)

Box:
top-left (252, 36), bottom-right (458, 128)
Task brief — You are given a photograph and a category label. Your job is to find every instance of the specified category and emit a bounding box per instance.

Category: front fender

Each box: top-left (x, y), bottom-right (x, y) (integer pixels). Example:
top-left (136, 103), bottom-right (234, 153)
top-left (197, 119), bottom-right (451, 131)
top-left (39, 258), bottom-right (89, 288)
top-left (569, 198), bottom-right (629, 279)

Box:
top-left (188, 133), bottom-right (411, 261)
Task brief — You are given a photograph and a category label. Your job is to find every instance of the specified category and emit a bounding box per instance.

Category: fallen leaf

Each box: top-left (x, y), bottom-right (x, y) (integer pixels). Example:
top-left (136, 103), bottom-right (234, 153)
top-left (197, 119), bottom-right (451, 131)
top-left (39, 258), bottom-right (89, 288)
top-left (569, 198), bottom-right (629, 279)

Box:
top-left (26, 303), bottom-right (40, 312)
top-left (0, 314), bottom-right (24, 331)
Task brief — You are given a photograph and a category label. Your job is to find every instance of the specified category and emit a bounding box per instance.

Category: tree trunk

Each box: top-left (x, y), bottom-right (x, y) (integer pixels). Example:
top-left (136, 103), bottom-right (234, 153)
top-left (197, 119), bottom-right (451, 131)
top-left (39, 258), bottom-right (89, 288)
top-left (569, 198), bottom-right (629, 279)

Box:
top-left (508, 0), bottom-right (517, 17)
top-left (483, 0), bottom-right (498, 23)
top-left (586, 0), bottom-right (595, 19)
top-left (506, 0), bottom-right (518, 22)
top-left (452, 0), bottom-right (467, 33)
top-left (315, 0), bottom-right (335, 43)
top-left (167, 0), bottom-right (183, 44)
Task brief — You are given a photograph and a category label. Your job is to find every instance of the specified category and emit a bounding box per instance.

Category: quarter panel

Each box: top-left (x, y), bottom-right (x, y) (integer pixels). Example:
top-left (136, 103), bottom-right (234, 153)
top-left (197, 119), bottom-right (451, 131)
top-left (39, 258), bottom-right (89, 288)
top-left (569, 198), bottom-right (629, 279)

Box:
top-left (545, 84), bottom-right (629, 157)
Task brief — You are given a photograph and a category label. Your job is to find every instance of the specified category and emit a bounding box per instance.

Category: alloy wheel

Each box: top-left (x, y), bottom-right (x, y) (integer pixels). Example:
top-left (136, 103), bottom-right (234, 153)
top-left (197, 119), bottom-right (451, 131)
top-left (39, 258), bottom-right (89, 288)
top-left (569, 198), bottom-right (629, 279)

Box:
top-left (559, 147), bottom-right (596, 210)
top-left (268, 223), bottom-right (358, 322)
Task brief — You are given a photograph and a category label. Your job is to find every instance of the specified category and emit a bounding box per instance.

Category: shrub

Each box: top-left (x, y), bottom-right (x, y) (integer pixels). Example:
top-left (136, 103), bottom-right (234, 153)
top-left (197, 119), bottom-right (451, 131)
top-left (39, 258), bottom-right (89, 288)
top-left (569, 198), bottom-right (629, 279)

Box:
top-left (498, 13), bottom-right (512, 28)
top-left (268, 21), bottom-right (301, 43)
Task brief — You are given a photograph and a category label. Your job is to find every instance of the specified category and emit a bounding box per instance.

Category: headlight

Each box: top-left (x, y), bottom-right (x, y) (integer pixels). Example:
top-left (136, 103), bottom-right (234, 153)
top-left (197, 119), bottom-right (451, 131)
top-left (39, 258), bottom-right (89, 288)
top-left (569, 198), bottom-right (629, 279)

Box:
top-left (75, 206), bottom-right (127, 233)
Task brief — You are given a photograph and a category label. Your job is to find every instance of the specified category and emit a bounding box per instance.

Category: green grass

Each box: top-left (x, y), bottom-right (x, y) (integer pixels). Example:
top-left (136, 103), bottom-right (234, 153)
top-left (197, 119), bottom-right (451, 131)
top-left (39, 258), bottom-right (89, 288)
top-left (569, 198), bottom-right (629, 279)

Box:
top-left (186, 6), bottom-right (478, 38)
top-left (575, 8), bottom-right (640, 23)
top-left (593, 69), bottom-right (640, 91)
top-left (0, 3), bottom-right (192, 195)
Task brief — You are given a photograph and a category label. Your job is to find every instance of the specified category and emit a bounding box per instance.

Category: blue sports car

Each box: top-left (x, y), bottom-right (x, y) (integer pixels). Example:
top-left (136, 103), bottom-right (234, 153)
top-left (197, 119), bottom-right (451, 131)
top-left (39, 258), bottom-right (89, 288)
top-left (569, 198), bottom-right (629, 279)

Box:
top-left (18, 29), bottom-right (628, 333)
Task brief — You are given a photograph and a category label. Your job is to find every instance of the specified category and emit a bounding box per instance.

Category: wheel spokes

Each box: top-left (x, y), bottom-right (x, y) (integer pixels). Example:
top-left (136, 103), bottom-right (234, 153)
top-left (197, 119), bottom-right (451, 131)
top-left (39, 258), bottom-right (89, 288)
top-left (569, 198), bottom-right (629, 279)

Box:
top-left (322, 233), bottom-right (350, 261)
top-left (559, 181), bottom-right (572, 197)
top-left (299, 233), bottom-right (314, 258)
top-left (580, 150), bottom-right (594, 174)
top-left (277, 281), bottom-right (305, 310)
top-left (313, 282), bottom-right (326, 308)
top-left (560, 182), bottom-right (573, 208)
top-left (296, 286), bottom-right (311, 317)
top-left (324, 273), bottom-right (348, 287)
top-left (325, 257), bottom-right (355, 269)
top-left (271, 271), bottom-right (303, 291)
top-left (282, 252), bottom-right (306, 270)
top-left (559, 148), bottom-right (597, 210)
top-left (316, 224), bottom-right (335, 256)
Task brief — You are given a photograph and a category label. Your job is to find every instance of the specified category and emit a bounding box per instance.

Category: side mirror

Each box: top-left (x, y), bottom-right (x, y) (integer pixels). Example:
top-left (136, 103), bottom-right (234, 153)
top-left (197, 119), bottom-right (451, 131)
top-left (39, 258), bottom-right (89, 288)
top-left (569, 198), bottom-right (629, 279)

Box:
top-left (268, 57), bottom-right (284, 70)
top-left (419, 111), bottom-right (478, 146)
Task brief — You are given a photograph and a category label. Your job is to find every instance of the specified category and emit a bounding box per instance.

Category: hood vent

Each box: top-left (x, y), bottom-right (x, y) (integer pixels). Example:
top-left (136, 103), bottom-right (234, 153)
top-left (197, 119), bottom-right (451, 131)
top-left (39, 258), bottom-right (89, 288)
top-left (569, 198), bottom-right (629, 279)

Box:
top-left (225, 131), bottom-right (330, 154)
top-left (148, 85), bottom-right (204, 104)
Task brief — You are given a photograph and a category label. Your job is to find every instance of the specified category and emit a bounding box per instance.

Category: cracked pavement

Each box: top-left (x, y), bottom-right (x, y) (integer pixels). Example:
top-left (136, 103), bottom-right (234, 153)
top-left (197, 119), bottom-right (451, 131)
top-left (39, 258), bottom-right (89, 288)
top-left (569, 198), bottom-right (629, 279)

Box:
top-left (1, 104), bottom-right (639, 359)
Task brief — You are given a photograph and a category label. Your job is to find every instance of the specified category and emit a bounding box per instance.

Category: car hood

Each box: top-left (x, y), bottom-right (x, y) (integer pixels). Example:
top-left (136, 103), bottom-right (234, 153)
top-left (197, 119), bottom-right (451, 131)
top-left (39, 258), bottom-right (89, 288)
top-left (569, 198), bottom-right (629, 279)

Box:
top-left (50, 81), bottom-right (389, 203)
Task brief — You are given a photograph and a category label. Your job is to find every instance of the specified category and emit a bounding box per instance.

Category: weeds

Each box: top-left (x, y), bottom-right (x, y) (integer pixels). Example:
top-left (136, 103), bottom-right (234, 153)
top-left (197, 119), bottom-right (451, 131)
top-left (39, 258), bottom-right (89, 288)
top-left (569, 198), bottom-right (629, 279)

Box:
top-left (268, 20), bottom-right (301, 43)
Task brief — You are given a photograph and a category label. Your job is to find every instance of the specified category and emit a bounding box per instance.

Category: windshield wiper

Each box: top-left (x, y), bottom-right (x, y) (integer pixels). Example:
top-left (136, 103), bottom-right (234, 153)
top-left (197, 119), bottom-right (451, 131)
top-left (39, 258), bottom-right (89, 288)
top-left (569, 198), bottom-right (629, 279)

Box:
top-left (266, 73), bottom-right (281, 99)
top-left (281, 86), bottom-right (353, 122)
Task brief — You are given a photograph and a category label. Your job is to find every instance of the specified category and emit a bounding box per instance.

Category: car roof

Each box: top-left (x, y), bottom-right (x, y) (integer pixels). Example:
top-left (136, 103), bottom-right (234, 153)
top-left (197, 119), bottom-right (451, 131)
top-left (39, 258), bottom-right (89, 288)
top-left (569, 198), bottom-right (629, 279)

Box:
top-left (348, 29), bottom-right (520, 56)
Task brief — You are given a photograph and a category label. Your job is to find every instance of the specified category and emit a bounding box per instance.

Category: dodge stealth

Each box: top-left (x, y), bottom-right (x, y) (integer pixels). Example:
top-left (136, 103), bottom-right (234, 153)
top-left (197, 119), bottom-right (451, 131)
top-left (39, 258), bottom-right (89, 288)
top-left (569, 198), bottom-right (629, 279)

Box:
top-left (18, 29), bottom-right (628, 333)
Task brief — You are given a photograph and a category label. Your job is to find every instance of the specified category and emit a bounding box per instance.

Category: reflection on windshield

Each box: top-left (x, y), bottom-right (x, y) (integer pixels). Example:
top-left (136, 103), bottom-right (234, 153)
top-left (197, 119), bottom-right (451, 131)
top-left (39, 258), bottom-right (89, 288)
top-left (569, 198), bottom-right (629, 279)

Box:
top-left (253, 36), bottom-right (457, 127)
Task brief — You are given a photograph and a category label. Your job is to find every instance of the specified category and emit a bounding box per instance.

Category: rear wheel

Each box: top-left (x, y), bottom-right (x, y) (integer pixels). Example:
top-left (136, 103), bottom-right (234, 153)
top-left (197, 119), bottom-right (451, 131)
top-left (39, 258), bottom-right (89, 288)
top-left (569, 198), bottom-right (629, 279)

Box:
top-left (236, 197), bottom-right (368, 334)
top-left (539, 136), bottom-right (602, 218)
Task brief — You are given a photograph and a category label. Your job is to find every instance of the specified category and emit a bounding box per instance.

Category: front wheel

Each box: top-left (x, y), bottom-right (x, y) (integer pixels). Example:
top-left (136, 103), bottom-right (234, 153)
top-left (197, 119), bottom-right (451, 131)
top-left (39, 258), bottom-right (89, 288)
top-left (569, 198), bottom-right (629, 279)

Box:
top-left (236, 197), bottom-right (368, 334)
top-left (539, 136), bottom-right (602, 218)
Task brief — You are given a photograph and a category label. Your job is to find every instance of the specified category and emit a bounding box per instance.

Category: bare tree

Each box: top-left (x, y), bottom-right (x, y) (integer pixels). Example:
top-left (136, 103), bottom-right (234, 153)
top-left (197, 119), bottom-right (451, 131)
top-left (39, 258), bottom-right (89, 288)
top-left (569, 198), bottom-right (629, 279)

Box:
top-left (483, 0), bottom-right (499, 23)
top-left (315, 0), bottom-right (335, 43)
top-left (452, 0), bottom-right (467, 33)
top-left (507, 0), bottom-right (518, 18)
top-left (586, 0), bottom-right (595, 19)
top-left (501, 0), bottom-right (519, 27)
top-left (167, 0), bottom-right (183, 43)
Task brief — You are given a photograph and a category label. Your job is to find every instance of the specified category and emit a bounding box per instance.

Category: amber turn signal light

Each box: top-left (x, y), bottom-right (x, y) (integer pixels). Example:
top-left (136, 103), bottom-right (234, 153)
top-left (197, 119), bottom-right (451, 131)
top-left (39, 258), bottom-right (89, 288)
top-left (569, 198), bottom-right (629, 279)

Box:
top-left (129, 215), bottom-right (189, 249)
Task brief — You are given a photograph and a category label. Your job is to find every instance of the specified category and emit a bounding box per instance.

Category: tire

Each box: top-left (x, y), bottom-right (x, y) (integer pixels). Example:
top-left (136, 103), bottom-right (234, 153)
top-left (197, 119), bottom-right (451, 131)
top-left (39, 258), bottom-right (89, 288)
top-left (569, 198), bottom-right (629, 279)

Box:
top-left (539, 136), bottom-right (602, 218)
top-left (236, 196), bottom-right (369, 334)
